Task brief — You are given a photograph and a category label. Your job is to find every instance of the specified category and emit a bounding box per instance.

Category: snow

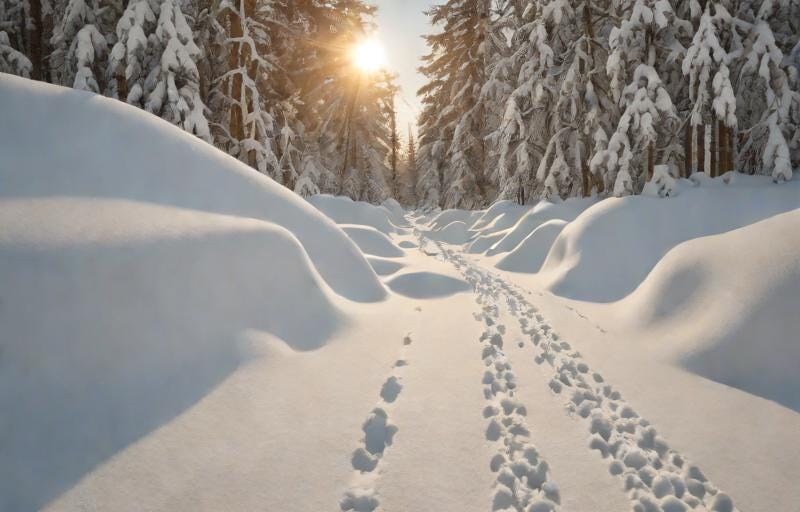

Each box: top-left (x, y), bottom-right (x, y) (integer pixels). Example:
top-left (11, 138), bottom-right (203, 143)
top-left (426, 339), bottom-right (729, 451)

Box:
top-left (2, 73), bottom-right (799, 512)
top-left (0, 73), bottom-right (383, 304)
top-left (0, 75), bottom-right (384, 511)
top-left (385, 271), bottom-right (471, 299)
top-left (308, 194), bottom-right (409, 235)
top-left (537, 174), bottom-right (800, 302)
top-left (341, 224), bottom-right (405, 258)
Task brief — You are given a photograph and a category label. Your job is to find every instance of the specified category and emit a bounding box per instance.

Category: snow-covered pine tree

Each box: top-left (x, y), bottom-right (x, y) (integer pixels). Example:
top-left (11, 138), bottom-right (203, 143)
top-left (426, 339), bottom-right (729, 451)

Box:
top-left (213, 0), bottom-right (279, 173)
top-left (604, 64), bottom-right (676, 195)
top-left (51, 0), bottom-right (122, 92)
top-left (733, 1), bottom-right (798, 181)
top-left (143, 0), bottom-right (210, 141)
top-left (537, 0), bottom-right (617, 199)
top-left (0, 0), bottom-right (32, 76)
top-left (682, 2), bottom-right (737, 178)
top-left (400, 125), bottom-right (419, 207)
top-left (107, 0), bottom-right (158, 103)
top-left (493, 0), bottom-right (555, 203)
top-left (597, 0), bottom-right (680, 195)
top-left (416, 0), bottom-right (492, 210)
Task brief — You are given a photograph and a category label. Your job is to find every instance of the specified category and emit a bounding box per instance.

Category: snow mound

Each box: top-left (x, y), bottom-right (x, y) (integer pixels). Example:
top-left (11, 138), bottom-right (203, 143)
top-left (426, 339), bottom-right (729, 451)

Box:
top-left (485, 198), bottom-right (595, 256)
top-left (0, 199), bottom-right (346, 511)
top-left (428, 208), bottom-right (482, 229)
top-left (386, 271), bottom-right (472, 299)
top-left (342, 224), bottom-right (405, 258)
top-left (0, 75), bottom-right (387, 510)
top-left (308, 194), bottom-right (409, 235)
top-left (0, 74), bottom-right (384, 302)
top-left (469, 200), bottom-right (530, 235)
top-left (424, 220), bottom-right (471, 244)
top-left (367, 256), bottom-right (406, 276)
top-left (495, 219), bottom-right (567, 273)
top-left (539, 176), bottom-right (800, 302)
top-left (617, 209), bottom-right (800, 411)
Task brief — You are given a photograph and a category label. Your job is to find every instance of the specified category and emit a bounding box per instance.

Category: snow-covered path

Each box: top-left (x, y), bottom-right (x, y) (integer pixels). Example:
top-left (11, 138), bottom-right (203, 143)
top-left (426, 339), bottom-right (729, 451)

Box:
top-left (376, 226), bottom-right (740, 512)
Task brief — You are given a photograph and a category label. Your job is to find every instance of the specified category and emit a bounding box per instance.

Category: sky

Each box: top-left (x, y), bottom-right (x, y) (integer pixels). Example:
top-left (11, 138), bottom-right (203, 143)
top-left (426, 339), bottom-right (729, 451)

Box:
top-left (371, 0), bottom-right (435, 142)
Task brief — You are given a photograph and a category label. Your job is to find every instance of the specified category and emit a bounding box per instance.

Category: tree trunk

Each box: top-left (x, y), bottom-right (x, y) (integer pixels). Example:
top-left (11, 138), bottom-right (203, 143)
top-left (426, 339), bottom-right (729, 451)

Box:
top-left (684, 123), bottom-right (693, 177)
top-left (696, 123), bottom-right (705, 174)
top-left (389, 96), bottom-right (398, 198)
top-left (647, 141), bottom-right (655, 182)
top-left (718, 121), bottom-right (729, 176)
top-left (228, 0), bottom-right (244, 145)
top-left (710, 121), bottom-right (717, 178)
top-left (27, 0), bottom-right (42, 80)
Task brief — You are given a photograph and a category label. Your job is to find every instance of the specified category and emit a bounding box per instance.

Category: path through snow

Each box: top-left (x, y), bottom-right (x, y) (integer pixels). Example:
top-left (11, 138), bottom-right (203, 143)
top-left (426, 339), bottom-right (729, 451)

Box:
top-left (407, 225), bottom-right (739, 512)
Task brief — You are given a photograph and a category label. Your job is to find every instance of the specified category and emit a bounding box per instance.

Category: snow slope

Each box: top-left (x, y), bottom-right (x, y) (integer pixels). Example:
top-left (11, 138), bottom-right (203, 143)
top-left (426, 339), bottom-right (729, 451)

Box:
top-left (0, 75), bottom-right (384, 511)
top-left (613, 209), bottom-right (800, 411)
top-left (0, 73), bottom-right (383, 302)
top-left (538, 175), bottom-right (800, 302)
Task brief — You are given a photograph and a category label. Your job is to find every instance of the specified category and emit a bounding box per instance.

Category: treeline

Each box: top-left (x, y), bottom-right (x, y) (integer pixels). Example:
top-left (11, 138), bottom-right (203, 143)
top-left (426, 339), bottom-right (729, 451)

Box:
top-left (417, 0), bottom-right (800, 209)
top-left (0, 0), bottom-right (407, 203)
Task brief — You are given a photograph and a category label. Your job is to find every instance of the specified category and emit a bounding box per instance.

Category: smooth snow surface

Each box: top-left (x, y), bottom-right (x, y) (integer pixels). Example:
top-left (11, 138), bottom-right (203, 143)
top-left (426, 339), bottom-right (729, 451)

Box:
top-left (341, 224), bottom-right (406, 258)
top-left (0, 74), bottom-right (384, 303)
top-left (386, 271), bottom-right (472, 298)
top-left (495, 219), bottom-right (567, 273)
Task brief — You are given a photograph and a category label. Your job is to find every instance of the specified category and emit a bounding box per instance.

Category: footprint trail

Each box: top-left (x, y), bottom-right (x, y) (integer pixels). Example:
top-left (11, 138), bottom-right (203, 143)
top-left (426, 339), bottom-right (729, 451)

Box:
top-left (426, 235), bottom-right (739, 512)
top-left (340, 334), bottom-right (413, 512)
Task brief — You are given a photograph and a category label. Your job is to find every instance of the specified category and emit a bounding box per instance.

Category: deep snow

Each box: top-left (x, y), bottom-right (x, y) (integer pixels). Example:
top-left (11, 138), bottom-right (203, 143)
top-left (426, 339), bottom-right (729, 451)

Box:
top-left (2, 74), bottom-right (799, 512)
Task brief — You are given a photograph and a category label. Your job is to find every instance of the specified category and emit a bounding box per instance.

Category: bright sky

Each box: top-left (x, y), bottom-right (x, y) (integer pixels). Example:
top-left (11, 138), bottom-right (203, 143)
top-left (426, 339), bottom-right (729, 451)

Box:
top-left (371, 0), bottom-right (435, 142)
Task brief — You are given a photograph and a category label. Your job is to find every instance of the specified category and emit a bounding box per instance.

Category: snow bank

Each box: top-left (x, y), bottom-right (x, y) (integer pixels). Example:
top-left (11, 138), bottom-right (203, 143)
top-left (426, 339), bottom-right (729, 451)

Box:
top-left (0, 75), bottom-right (385, 510)
top-left (614, 209), bottom-right (800, 410)
top-left (308, 194), bottom-right (409, 235)
top-left (495, 219), bottom-right (568, 273)
top-left (539, 175), bottom-right (800, 302)
top-left (342, 224), bottom-right (405, 258)
top-left (423, 220), bottom-right (471, 244)
top-left (427, 208), bottom-right (483, 229)
top-left (484, 198), bottom-right (595, 256)
top-left (469, 200), bottom-right (530, 234)
top-left (0, 74), bottom-right (384, 303)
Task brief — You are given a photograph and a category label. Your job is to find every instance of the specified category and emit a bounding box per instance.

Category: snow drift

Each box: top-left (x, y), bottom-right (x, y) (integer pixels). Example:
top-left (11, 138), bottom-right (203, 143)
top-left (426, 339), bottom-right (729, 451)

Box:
top-left (0, 73), bottom-right (384, 302)
top-left (495, 219), bottom-right (568, 273)
top-left (613, 209), bottom-right (800, 411)
top-left (539, 175), bottom-right (800, 302)
top-left (0, 75), bottom-right (383, 511)
top-left (308, 194), bottom-right (409, 235)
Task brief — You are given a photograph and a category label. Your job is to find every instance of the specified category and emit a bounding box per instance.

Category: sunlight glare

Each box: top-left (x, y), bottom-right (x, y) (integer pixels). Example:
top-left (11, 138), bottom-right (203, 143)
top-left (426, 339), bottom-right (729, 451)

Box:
top-left (353, 38), bottom-right (387, 73)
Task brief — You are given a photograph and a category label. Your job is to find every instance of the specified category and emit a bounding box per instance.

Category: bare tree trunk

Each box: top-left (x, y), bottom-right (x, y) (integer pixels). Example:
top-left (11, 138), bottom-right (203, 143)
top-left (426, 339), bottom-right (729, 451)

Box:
top-left (710, 121), bottom-right (718, 178)
top-left (696, 123), bottom-right (705, 175)
top-left (27, 0), bottom-right (42, 80)
top-left (647, 141), bottom-right (655, 181)
top-left (684, 123), bottom-right (693, 177)
top-left (389, 96), bottom-right (398, 198)
top-left (718, 121), bottom-right (729, 176)
top-left (228, 0), bottom-right (244, 145)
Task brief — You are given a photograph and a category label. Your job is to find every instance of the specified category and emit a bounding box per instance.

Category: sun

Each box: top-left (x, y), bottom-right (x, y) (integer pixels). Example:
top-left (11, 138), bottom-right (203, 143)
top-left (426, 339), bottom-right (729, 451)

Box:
top-left (353, 38), bottom-right (387, 73)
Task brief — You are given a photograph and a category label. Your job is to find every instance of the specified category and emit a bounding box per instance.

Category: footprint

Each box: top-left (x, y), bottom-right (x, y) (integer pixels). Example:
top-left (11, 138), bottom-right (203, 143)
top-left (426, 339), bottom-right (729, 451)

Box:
top-left (380, 376), bottom-right (402, 403)
top-left (363, 408), bottom-right (397, 455)
top-left (340, 488), bottom-right (379, 512)
top-left (351, 447), bottom-right (379, 472)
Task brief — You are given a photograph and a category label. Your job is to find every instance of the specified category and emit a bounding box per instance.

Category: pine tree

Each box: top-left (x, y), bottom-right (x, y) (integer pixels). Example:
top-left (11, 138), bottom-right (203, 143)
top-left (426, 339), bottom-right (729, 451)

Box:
top-left (682, 3), bottom-right (736, 178)
top-left (416, 0), bottom-right (492, 210)
top-left (0, 0), bottom-right (33, 76)
top-left (144, 0), bottom-right (210, 141)
top-left (50, 0), bottom-right (121, 91)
